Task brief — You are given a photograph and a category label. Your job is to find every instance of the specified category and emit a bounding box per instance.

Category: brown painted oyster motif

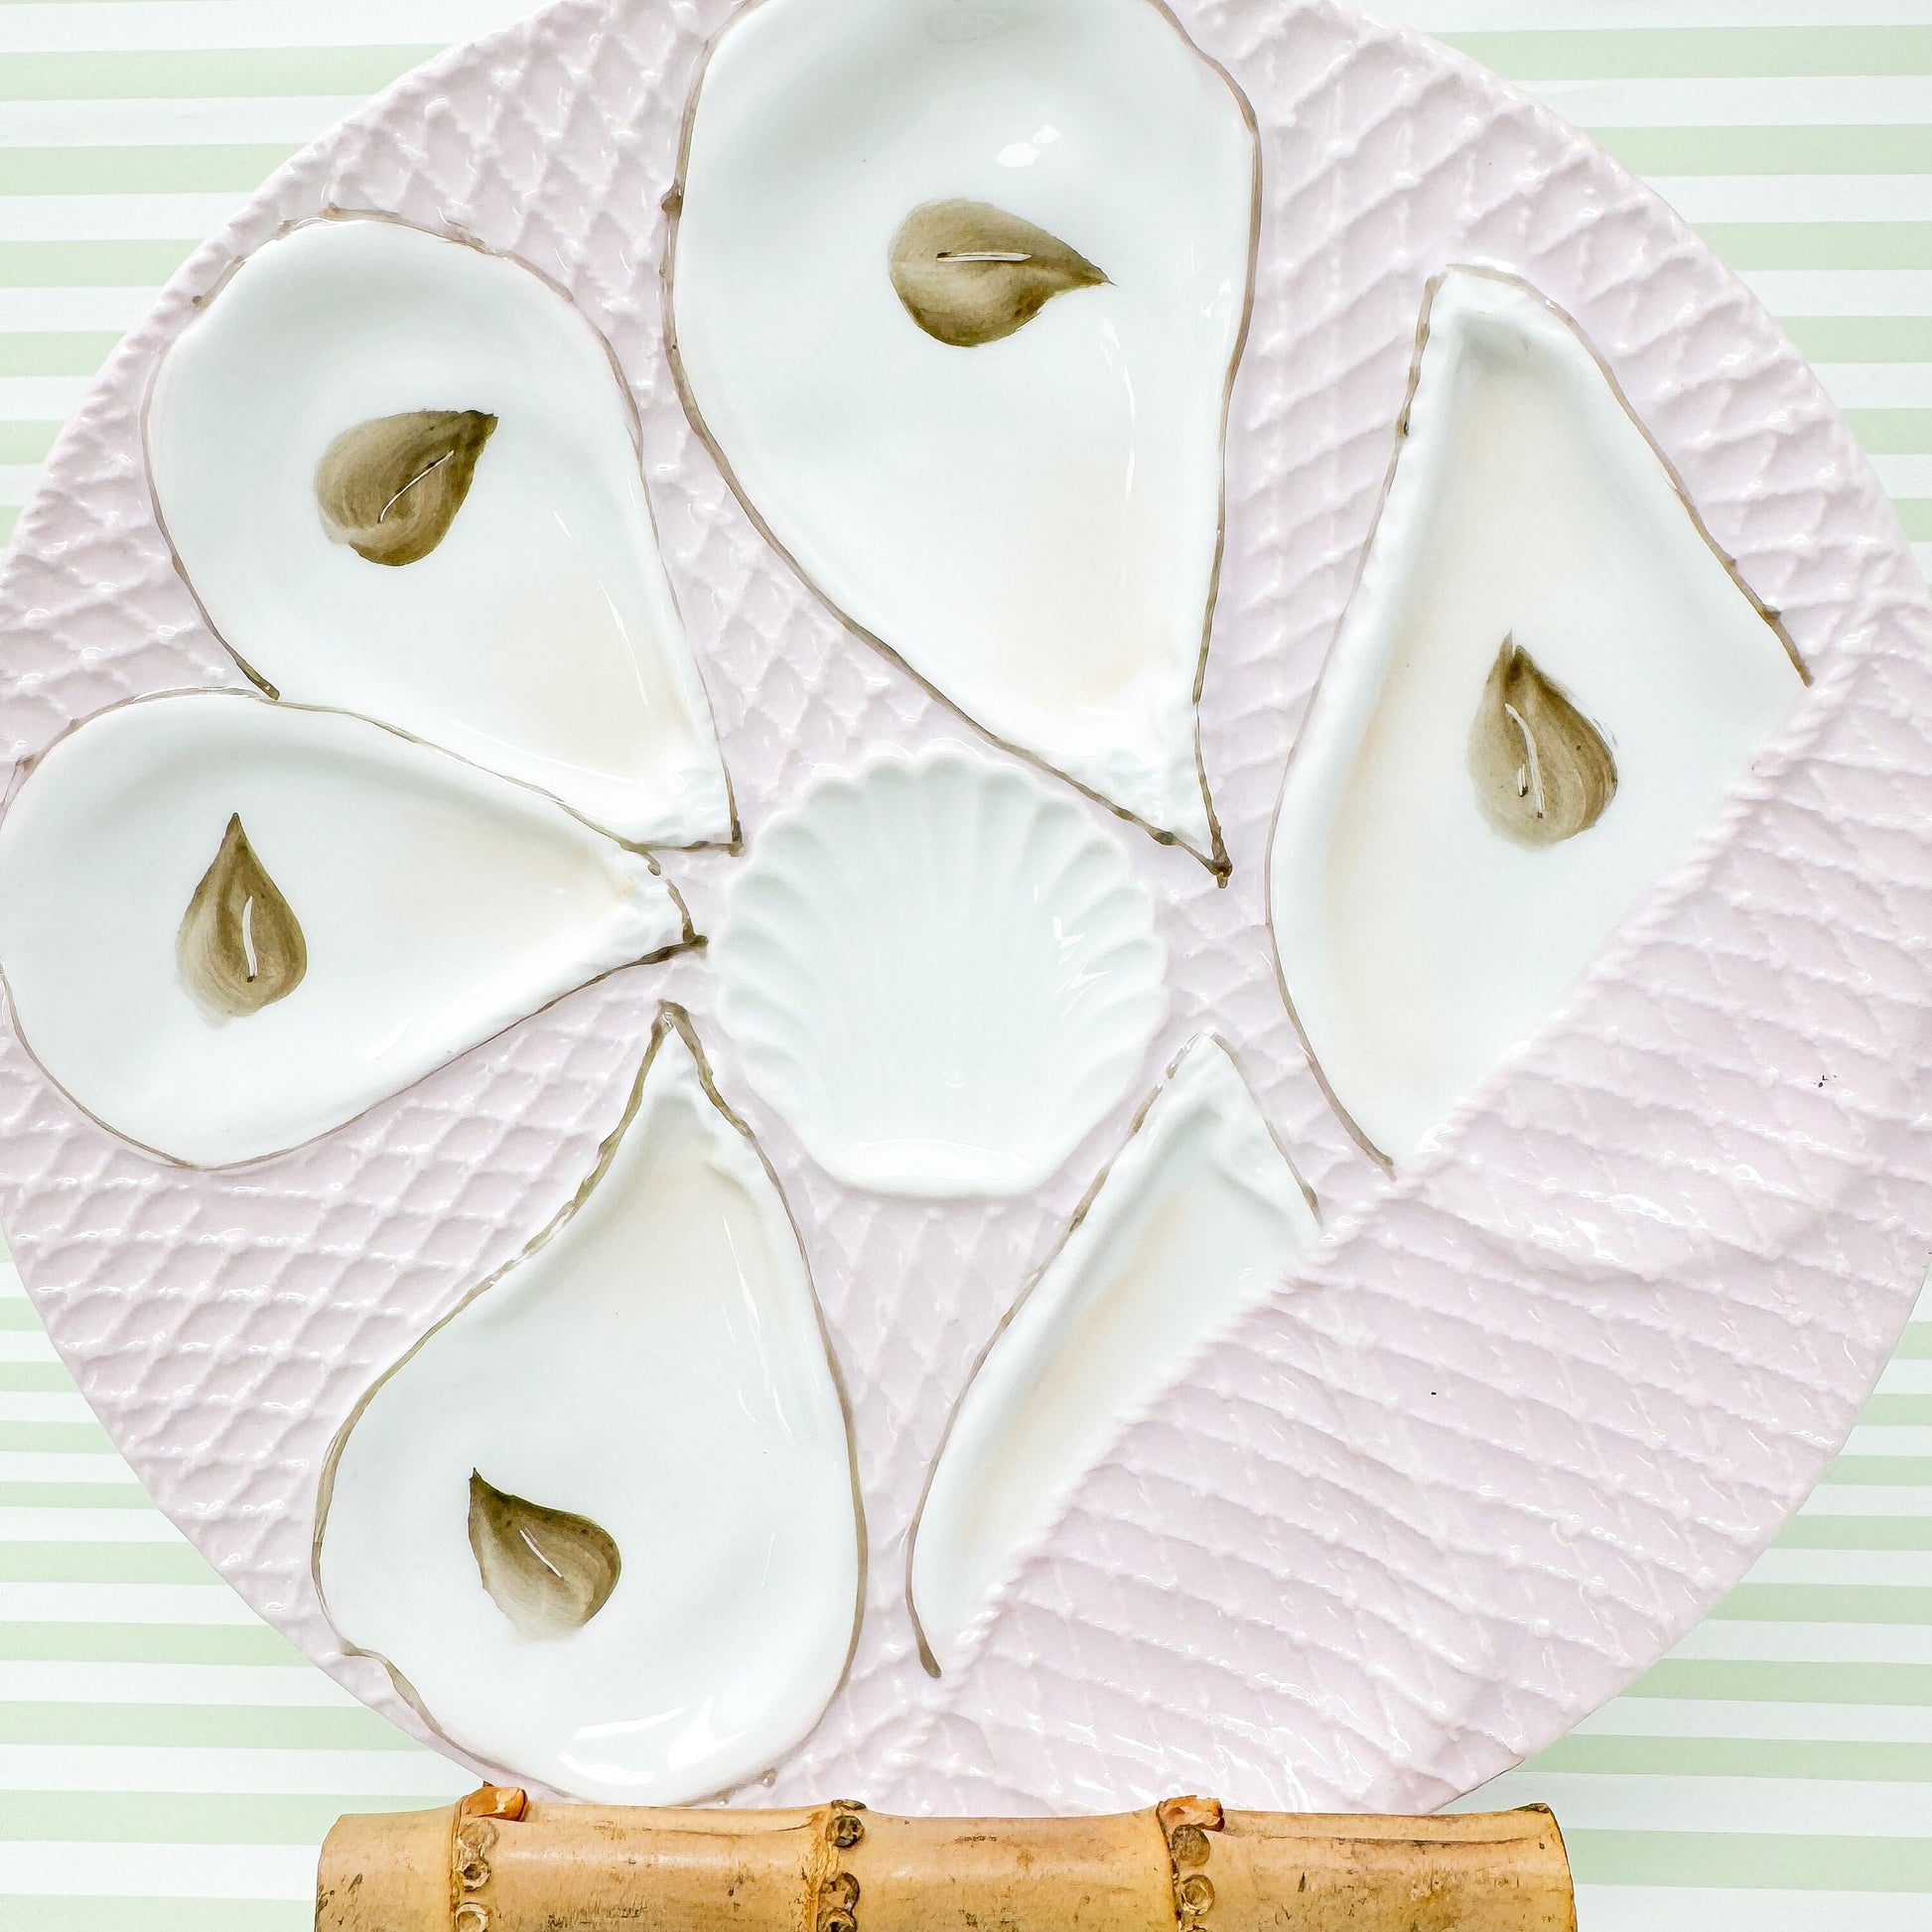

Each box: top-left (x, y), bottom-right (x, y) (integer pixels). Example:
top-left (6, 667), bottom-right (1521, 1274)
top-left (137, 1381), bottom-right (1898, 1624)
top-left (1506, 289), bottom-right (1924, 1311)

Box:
top-left (177, 812), bottom-right (309, 1019)
top-left (316, 408), bottom-right (496, 567)
top-left (1468, 637), bottom-right (1617, 847)
top-left (889, 201), bottom-right (1106, 347)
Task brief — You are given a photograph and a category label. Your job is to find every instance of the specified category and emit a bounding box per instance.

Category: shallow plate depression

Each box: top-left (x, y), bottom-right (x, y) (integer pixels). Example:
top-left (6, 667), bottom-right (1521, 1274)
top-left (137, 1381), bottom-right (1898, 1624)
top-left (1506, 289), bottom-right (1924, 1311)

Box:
top-left (669, 0), bottom-right (1257, 865)
top-left (0, 0), bottom-right (1925, 1825)
top-left (910, 1034), bottom-right (1318, 1672)
top-left (317, 1009), bottom-right (861, 1805)
top-left (0, 692), bottom-right (691, 1167)
top-left (1270, 269), bottom-right (1809, 1166)
top-left (147, 214), bottom-right (735, 849)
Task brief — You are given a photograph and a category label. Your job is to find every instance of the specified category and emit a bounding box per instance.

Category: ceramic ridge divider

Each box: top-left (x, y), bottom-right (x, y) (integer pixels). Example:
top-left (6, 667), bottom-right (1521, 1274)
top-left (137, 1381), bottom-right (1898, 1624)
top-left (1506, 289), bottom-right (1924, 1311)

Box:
top-left (314, 1789), bottom-right (1577, 1932)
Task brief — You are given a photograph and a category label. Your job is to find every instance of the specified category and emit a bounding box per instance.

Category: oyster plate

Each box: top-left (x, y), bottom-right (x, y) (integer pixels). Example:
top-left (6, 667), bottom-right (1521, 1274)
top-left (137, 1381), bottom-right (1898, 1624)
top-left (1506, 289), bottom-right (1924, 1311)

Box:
top-left (0, 0), bottom-right (1927, 1814)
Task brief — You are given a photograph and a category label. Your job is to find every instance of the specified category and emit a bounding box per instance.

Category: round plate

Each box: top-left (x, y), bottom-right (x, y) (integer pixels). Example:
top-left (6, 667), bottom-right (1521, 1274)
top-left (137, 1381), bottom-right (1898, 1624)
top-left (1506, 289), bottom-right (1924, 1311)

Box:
top-left (1, 0), bottom-right (1928, 1812)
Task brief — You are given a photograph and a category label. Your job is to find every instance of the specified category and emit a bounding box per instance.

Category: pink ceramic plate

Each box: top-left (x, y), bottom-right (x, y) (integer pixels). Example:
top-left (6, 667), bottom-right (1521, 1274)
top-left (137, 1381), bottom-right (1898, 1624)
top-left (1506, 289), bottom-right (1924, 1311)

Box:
top-left (1, 0), bottom-right (1929, 1813)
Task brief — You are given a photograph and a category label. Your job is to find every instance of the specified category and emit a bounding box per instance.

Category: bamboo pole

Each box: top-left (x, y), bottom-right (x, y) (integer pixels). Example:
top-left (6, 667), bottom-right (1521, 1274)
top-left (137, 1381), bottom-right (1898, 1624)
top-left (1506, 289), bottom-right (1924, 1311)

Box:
top-left (316, 1786), bottom-right (1575, 1932)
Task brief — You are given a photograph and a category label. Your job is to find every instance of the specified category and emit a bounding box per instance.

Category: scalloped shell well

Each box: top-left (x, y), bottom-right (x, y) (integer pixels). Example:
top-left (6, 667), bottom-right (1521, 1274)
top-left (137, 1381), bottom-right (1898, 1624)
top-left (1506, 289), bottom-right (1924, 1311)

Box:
top-left (0, 0), bottom-right (1928, 1816)
top-left (715, 747), bottom-right (1167, 1197)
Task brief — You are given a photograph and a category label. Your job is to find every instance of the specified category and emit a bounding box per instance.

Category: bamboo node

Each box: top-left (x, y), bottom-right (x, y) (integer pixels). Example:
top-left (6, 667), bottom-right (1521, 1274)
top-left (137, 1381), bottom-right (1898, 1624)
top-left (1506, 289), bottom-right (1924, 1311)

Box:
top-left (1161, 1794), bottom-right (1221, 1929)
top-left (454, 1802), bottom-right (500, 1903)
top-left (1170, 1825), bottom-right (1211, 1869)
top-left (1177, 1874), bottom-right (1215, 1915)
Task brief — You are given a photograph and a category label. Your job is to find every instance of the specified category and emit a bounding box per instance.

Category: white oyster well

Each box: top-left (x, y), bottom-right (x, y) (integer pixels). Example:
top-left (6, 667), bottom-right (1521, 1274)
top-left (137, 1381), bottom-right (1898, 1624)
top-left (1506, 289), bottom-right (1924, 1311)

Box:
top-left (669, 0), bottom-right (1256, 863)
top-left (714, 746), bottom-right (1167, 1197)
top-left (0, 693), bottom-right (691, 1167)
top-left (1270, 268), bottom-right (1808, 1166)
top-left (909, 1035), bottom-right (1318, 1672)
top-left (316, 1009), bottom-right (861, 1805)
top-left (146, 214), bottom-right (733, 848)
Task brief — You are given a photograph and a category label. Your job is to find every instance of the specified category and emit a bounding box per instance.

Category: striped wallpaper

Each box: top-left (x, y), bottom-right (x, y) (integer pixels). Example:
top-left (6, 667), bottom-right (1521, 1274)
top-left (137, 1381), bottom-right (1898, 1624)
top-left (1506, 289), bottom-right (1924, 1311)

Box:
top-left (2, 2), bottom-right (1931, 1926)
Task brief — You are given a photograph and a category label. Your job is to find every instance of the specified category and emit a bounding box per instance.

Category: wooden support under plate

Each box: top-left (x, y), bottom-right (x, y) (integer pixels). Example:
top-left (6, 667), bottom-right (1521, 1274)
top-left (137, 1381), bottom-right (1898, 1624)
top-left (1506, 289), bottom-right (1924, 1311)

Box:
top-left (315, 1785), bottom-right (1576, 1932)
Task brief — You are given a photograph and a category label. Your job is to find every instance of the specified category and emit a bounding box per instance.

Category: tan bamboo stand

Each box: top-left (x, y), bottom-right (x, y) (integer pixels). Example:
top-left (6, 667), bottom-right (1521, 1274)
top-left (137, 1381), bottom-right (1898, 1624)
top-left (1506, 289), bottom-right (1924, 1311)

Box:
top-left (316, 1786), bottom-right (1576, 1932)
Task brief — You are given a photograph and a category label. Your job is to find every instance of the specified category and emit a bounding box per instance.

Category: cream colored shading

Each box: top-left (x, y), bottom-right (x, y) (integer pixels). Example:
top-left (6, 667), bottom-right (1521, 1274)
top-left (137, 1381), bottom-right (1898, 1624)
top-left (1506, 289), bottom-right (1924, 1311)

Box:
top-left (910, 1035), bottom-right (1318, 1672)
top-left (669, 0), bottom-right (1257, 866)
top-left (1270, 268), bottom-right (1806, 1167)
top-left (0, 693), bottom-right (692, 1168)
top-left (146, 215), bottom-right (733, 848)
top-left (316, 1010), bottom-right (862, 1806)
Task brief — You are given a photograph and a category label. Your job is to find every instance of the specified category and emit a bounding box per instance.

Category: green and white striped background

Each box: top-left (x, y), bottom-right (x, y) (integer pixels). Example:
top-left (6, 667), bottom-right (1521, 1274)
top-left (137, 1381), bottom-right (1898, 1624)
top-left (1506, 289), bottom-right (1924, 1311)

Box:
top-left (3, 1), bottom-right (1932, 1925)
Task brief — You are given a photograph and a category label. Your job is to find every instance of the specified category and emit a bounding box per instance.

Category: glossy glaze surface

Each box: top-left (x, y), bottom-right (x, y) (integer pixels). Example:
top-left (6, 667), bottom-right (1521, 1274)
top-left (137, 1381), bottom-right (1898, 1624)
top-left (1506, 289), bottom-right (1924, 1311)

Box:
top-left (670, 0), bottom-right (1255, 862)
top-left (0, 693), bottom-right (690, 1167)
top-left (1270, 270), bottom-right (1808, 1164)
top-left (910, 1035), bottom-right (1317, 1670)
top-left (147, 216), bottom-right (733, 847)
top-left (316, 1012), bottom-right (860, 1804)
top-left (714, 746), bottom-right (1167, 1196)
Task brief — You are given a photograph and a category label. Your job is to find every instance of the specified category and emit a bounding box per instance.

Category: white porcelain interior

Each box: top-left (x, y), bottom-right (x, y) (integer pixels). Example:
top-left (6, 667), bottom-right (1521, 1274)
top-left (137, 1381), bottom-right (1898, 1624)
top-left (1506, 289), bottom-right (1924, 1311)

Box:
top-left (713, 745), bottom-right (1167, 1197)
top-left (0, 692), bottom-right (691, 1167)
top-left (145, 215), bottom-right (734, 849)
top-left (909, 1034), bottom-right (1319, 1672)
top-left (668, 0), bottom-right (1256, 864)
top-left (1269, 269), bottom-right (1809, 1166)
top-left (315, 1009), bottom-right (861, 1805)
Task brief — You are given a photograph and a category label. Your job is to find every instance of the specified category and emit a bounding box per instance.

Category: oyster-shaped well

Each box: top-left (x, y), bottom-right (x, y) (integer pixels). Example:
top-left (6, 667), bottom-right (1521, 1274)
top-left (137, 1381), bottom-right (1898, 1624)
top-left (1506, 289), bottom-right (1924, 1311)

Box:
top-left (0, 693), bottom-right (692, 1167)
top-left (146, 215), bottom-right (733, 848)
top-left (1270, 269), bottom-right (1808, 1165)
top-left (316, 1009), bottom-right (861, 1804)
top-left (714, 747), bottom-right (1166, 1197)
top-left (669, 0), bottom-right (1257, 864)
top-left (910, 1035), bottom-right (1317, 1672)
